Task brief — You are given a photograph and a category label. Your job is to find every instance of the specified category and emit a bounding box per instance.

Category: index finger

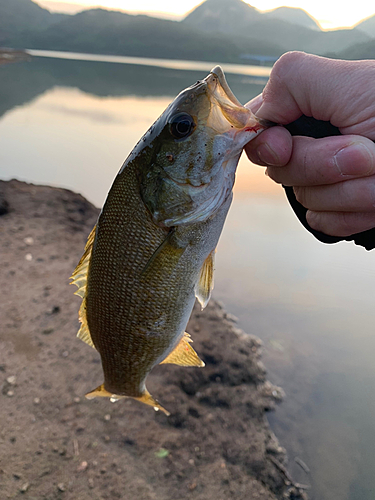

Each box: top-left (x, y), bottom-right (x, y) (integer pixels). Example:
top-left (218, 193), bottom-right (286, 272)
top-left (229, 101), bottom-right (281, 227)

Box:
top-left (266, 135), bottom-right (375, 186)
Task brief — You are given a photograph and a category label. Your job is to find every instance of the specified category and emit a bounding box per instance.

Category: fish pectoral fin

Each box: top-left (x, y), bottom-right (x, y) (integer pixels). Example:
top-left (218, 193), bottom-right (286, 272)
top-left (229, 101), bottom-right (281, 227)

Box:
top-left (141, 227), bottom-right (186, 279)
top-left (195, 250), bottom-right (215, 310)
top-left (161, 332), bottom-right (205, 368)
top-left (135, 390), bottom-right (170, 416)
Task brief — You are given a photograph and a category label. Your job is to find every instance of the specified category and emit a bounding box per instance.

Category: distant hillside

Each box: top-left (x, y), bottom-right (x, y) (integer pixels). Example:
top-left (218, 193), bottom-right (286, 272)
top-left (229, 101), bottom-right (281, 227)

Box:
top-left (182, 0), bottom-right (369, 54)
top-left (183, 0), bottom-right (261, 36)
top-left (336, 39), bottom-right (375, 60)
top-left (265, 6), bottom-right (320, 31)
top-left (0, 0), bottom-right (66, 44)
top-left (14, 8), bottom-right (283, 62)
top-left (355, 14), bottom-right (375, 38)
top-left (0, 0), bottom-right (373, 64)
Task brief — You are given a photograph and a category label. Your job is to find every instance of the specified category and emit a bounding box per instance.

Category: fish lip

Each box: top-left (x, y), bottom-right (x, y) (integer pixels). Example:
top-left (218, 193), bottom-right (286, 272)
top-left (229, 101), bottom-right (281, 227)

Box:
top-left (205, 65), bottom-right (242, 107)
top-left (203, 65), bottom-right (265, 131)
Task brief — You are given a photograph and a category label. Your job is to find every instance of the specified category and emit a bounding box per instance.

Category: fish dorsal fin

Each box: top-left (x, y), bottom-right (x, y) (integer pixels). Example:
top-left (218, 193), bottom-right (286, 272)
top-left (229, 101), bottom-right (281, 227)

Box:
top-left (161, 332), bottom-right (205, 367)
top-left (135, 389), bottom-right (170, 416)
top-left (70, 225), bottom-right (97, 349)
top-left (195, 250), bottom-right (215, 310)
top-left (77, 299), bottom-right (95, 348)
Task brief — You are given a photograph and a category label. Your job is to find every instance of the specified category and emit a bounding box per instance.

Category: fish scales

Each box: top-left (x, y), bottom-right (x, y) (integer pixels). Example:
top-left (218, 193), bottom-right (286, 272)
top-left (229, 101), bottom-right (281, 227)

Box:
top-left (87, 162), bottom-right (225, 396)
top-left (71, 66), bottom-right (269, 414)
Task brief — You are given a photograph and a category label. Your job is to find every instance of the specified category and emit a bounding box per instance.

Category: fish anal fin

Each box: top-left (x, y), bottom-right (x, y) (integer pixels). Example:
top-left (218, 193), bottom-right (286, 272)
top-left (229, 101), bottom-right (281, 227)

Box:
top-left (135, 390), bottom-right (170, 416)
top-left (195, 250), bottom-right (215, 310)
top-left (161, 332), bottom-right (205, 368)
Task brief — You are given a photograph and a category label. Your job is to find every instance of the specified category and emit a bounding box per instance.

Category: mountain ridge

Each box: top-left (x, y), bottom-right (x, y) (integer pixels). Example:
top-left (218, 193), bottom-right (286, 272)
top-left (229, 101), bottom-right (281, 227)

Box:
top-left (1, 0), bottom-right (374, 63)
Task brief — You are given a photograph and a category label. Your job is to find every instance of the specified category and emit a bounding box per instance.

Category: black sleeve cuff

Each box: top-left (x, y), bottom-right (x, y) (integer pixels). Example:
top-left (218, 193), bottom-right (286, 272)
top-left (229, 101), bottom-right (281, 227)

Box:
top-left (283, 116), bottom-right (375, 251)
top-left (284, 185), bottom-right (375, 251)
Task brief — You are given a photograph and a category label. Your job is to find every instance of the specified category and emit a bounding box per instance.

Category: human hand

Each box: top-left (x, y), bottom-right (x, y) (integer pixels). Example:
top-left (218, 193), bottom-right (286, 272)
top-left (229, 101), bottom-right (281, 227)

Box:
top-left (245, 51), bottom-right (375, 237)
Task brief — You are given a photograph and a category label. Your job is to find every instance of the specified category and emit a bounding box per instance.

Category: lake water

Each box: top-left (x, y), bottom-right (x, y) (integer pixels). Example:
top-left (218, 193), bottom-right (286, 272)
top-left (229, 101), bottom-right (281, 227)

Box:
top-left (1, 51), bottom-right (375, 500)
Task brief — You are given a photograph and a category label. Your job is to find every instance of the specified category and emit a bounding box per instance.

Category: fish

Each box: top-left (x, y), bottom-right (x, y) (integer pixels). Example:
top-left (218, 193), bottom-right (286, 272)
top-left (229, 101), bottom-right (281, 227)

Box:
top-left (71, 66), bottom-right (269, 416)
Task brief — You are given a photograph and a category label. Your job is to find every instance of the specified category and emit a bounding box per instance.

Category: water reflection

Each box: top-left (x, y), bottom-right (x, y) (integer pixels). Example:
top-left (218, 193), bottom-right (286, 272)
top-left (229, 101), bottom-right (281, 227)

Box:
top-left (0, 56), bottom-right (265, 120)
top-left (0, 87), bottom-right (172, 205)
top-left (27, 49), bottom-right (272, 78)
top-left (214, 192), bottom-right (375, 500)
top-left (1, 55), bottom-right (375, 500)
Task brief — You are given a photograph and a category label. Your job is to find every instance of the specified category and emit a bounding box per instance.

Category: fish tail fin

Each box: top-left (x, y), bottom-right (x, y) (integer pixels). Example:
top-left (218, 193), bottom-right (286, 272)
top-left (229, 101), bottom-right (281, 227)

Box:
top-left (135, 390), bottom-right (170, 416)
top-left (85, 385), bottom-right (170, 416)
top-left (85, 384), bottom-right (114, 399)
top-left (70, 225), bottom-right (97, 349)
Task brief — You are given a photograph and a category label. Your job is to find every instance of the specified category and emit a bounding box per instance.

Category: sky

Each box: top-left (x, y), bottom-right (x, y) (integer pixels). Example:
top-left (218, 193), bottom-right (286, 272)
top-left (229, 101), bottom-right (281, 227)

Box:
top-left (36, 0), bottom-right (375, 30)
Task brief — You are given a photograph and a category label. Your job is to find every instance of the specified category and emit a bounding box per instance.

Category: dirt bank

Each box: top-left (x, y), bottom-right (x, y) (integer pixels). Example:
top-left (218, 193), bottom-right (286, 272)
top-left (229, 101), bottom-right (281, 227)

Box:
top-left (0, 179), bottom-right (307, 500)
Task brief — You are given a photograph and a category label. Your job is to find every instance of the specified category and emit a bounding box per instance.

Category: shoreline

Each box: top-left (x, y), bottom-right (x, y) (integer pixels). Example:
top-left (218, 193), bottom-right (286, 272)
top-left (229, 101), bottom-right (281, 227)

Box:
top-left (0, 48), bottom-right (31, 65)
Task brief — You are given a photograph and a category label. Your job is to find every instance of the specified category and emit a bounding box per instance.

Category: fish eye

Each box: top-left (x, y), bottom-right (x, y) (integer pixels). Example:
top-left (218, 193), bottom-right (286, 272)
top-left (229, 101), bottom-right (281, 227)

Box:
top-left (169, 113), bottom-right (195, 140)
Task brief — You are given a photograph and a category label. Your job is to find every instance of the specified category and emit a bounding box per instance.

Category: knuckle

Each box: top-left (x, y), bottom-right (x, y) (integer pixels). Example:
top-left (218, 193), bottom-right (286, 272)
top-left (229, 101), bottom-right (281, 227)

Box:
top-left (263, 52), bottom-right (306, 103)
top-left (272, 51), bottom-right (306, 77)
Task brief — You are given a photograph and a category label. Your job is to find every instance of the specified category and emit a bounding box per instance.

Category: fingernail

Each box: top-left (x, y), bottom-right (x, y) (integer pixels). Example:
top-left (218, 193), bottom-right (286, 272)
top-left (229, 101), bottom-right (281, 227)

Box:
top-left (257, 143), bottom-right (280, 166)
top-left (334, 143), bottom-right (374, 176)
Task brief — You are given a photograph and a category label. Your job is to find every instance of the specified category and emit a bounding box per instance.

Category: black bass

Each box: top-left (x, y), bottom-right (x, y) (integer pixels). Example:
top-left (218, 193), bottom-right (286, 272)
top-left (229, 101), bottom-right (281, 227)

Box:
top-left (71, 66), bottom-right (269, 415)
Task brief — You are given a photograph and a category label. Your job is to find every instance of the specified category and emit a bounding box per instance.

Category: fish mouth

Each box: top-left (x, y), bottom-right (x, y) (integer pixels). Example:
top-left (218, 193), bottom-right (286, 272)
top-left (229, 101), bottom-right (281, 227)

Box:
top-left (203, 65), bottom-right (270, 132)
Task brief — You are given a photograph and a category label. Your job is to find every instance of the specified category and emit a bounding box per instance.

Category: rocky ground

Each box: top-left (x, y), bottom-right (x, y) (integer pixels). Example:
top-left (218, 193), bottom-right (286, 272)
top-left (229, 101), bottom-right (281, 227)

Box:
top-left (0, 180), bottom-right (308, 500)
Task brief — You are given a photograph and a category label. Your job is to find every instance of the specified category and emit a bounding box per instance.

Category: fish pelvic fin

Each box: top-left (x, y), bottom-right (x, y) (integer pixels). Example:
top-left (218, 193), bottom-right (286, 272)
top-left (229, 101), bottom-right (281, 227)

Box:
top-left (134, 390), bottom-right (170, 416)
top-left (195, 250), bottom-right (215, 310)
top-left (161, 332), bottom-right (205, 367)
top-left (70, 225), bottom-right (97, 349)
top-left (85, 385), bottom-right (170, 416)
